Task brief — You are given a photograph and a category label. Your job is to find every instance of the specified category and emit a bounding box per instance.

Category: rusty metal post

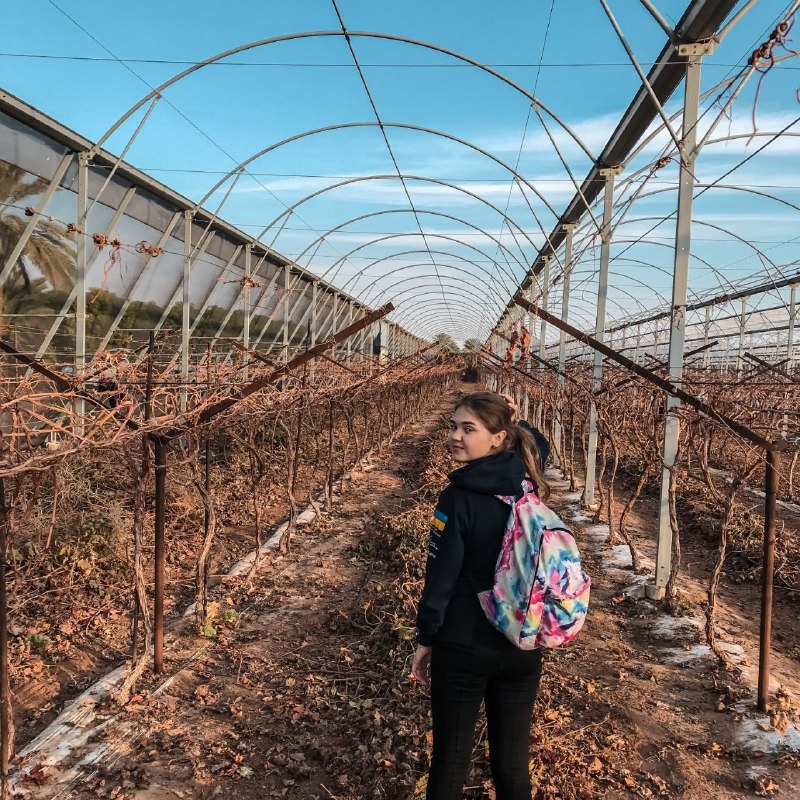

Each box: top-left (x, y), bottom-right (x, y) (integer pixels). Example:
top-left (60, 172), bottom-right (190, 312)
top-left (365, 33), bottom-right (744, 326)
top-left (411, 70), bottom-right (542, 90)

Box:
top-left (788, 284), bottom-right (797, 373)
top-left (758, 449), bottom-right (779, 712)
top-left (132, 331), bottom-right (156, 659)
top-left (0, 479), bottom-right (9, 783)
top-left (153, 438), bottom-right (167, 673)
top-left (204, 342), bottom-right (212, 537)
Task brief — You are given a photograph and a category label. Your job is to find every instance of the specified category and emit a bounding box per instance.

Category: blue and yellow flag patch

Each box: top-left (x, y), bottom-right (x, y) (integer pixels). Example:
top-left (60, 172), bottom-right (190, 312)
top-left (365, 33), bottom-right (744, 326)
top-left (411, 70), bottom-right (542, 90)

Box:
top-left (431, 509), bottom-right (448, 532)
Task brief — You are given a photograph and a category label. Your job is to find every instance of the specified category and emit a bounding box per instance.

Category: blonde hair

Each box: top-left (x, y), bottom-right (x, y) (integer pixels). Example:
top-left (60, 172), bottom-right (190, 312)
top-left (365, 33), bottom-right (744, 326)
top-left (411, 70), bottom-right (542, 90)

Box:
top-left (454, 391), bottom-right (550, 501)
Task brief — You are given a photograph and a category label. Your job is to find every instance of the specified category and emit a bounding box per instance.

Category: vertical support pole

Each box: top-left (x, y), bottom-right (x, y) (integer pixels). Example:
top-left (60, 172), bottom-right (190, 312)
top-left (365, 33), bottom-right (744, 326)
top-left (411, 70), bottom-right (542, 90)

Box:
top-left (758, 449), bottom-right (779, 712)
top-left (538, 257), bottom-right (550, 362)
top-left (310, 282), bottom-right (318, 347)
top-left (243, 244), bottom-right (252, 376)
top-left (346, 303), bottom-right (354, 359)
top-left (331, 295), bottom-right (339, 357)
top-left (153, 437), bottom-right (167, 674)
top-left (554, 224), bottom-right (574, 469)
top-left (204, 342), bottom-right (212, 564)
top-left (652, 321), bottom-right (661, 363)
top-left (528, 282), bottom-right (540, 427)
top-left (75, 152), bottom-right (90, 437)
top-left (703, 305), bottom-right (712, 367)
top-left (787, 284), bottom-right (797, 373)
top-left (0, 479), bottom-right (9, 783)
top-left (652, 51), bottom-right (703, 595)
top-left (634, 322), bottom-right (642, 366)
top-left (282, 264), bottom-right (290, 361)
top-left (584, 166), bottom-right (620, 506)
top-left (181, 210), bottom-right (193, 412)
top-left (737, 296), bottom-right (747, 378)
top-left (242, 242), bottom-right (253, 382)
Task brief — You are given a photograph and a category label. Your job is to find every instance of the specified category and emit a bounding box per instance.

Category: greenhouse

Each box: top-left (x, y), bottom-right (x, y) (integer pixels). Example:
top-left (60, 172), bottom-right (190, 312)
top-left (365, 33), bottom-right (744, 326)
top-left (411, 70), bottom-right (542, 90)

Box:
top-left (0, 1), bottom-right (799, 798)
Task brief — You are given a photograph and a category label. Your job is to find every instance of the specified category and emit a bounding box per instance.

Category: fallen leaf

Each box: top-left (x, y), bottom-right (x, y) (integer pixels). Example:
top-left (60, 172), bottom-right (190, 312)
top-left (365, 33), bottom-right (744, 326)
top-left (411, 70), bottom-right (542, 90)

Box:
top-left (754, 774), bottom-right (780, 797)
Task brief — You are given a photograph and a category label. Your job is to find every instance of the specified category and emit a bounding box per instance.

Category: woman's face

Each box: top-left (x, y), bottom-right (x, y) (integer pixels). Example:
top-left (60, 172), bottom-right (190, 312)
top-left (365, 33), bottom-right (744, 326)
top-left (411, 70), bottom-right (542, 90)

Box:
top-left (448, 406), bottom-right (507, 463)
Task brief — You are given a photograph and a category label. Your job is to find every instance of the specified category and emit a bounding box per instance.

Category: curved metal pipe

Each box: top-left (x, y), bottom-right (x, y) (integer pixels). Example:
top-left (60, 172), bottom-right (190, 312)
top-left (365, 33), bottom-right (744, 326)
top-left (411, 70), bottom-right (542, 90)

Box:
top-left (356, 260), bottom-right (510, 310)
top-left (296, 208), bottom-right (528, 287)
top-left (256, 172), bottom-right (540, 260)
top-left (94, 30), bottom-right (595, 160)
top-left (328, 236), bottom-right (522, 292)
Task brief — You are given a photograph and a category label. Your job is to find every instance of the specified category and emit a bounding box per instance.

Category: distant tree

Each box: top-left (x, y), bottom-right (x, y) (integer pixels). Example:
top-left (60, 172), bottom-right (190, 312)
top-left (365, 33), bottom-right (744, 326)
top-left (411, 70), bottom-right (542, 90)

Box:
top-left (462, 337), bottom-right (484, 353)
top-left (432, 332), bottom-right (459, 353)
top-left (0, 161), bottom-right (76, 349)
top-left (0, 161), bottom-right (75, 293)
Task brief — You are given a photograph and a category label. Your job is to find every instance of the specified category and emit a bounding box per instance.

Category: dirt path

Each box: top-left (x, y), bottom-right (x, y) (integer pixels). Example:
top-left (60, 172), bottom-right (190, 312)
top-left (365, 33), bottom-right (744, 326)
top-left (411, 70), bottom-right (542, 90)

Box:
top-left (18, 389), bottom-right (800, 800)
top-left (548, 468), bottom-right (800, 800)
top-left (15, 395), bottom-right (450, 800)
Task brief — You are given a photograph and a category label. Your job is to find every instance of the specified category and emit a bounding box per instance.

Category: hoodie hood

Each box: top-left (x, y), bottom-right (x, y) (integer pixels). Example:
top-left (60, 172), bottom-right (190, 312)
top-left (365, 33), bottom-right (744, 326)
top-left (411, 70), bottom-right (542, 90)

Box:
top-left (448, 450), bottom-right (526, 496)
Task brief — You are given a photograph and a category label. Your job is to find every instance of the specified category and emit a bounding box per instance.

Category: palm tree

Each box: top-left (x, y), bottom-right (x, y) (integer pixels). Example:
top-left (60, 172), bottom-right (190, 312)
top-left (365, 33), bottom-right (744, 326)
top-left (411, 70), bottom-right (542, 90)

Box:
top-left (0, 160), bottom-right (75, 294)
top-left (432, 332), bottom-right (459, 353)
top-left (0, 160), bottom-right (76, 350)
top-left (462, 337), bottom-right (484, 353)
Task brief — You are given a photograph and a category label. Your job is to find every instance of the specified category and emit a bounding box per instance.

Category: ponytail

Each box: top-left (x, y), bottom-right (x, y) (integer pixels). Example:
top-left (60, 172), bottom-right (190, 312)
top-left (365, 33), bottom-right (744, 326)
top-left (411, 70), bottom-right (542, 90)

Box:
top-left (505, 425), bottom-right (550, 501)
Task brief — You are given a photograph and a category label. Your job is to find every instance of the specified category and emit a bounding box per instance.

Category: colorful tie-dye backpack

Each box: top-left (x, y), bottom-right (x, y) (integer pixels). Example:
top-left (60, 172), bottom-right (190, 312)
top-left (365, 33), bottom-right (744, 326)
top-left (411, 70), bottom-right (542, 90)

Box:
top-left (478, 480), bottom-right (590, 649)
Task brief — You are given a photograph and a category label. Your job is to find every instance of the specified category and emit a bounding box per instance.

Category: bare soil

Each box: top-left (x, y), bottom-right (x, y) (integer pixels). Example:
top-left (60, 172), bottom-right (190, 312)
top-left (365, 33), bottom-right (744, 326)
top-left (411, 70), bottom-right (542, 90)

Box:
top-left (15, 387), bottom-right (800, 799)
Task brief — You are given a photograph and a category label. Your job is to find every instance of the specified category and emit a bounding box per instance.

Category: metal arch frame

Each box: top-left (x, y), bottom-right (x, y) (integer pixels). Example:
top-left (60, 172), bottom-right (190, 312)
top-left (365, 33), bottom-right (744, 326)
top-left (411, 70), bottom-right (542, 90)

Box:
top-left (569, 234), bottom-right (722, 290)
top-left (592, 139), bottom-right (800, 292)
top-left (604, 215), bottom-right (782, 293)
top-left (571, 292), bottom-right (653, 332)
top-left (560, 263), bottom-right (675, 307)
top-left (327, 236), bottom-right (521, 293)
top-left (395, 295), bottom-right (500, 322)
top-left (617, 63), bottom-right (800, 177)
top-left (355, 260), bottom-right (511, 310)
top-left (344, 251), bottom-right (514, 339)
top-left (295, 208), bottom-right (529, 286)
top-left (190, 121), bottom-right (566, 263)
top-left (338, 249), bottom-right (517, 314)
top-left (367, 277), bottom-right (506, 319)
top-left (253, 211), bottom-right (527, 344)
top-left (87, 26), bottom-right (597, 344)
top-left (490, 0), bottom-right (742, 332)
top-left (93, 31), bottom-right (595, 162)
top-left (545, 269), bottom-right (669, 335)
top-left (395, 305), bottom-right (490, 341)
top-left (378, 281), bottom-right (505, 319)
top-left (611, 183), bottom-right (800, 243)
top-left (344, 248), bottom-right (517, 293)
top-left (256, 172), bottom-right (541, 259)
top-left (393, 298), bottom-right (491, 330)
top-left (400, 312), bottom-right (476, 341)
top-left (558, 197), bottom-right (739, 291)
top-left (561, 276), bottom-right (671, 336)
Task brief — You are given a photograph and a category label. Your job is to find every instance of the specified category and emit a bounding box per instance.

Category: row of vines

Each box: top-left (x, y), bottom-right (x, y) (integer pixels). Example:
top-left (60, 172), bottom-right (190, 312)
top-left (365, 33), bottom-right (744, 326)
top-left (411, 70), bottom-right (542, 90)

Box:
top-left (487, 357), bottom-right (799, 672)
top-left (0, 334), bottom-right (460, 782)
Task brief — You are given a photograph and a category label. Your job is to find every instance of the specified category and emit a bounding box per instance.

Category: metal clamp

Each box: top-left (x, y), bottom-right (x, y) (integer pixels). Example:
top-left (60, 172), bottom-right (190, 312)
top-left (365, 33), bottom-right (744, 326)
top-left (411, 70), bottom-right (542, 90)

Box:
top-left (678, 40), bottom-right (716, 56)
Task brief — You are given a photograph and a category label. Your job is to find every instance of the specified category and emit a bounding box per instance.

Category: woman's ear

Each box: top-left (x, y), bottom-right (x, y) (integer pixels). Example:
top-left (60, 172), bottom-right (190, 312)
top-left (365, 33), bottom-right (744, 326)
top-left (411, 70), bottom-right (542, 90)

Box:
top-left (491, 429), bottom-right (508, 450)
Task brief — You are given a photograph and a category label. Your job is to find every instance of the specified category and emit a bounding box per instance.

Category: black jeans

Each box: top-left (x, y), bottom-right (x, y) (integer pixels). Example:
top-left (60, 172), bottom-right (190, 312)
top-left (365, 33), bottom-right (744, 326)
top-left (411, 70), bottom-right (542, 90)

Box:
top-left (426, 641), bottom-right (543, 800)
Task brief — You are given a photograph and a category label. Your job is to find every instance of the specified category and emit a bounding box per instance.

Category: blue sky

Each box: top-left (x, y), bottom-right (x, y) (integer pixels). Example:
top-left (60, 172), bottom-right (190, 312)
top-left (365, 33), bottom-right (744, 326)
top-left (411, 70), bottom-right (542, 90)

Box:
top-left (2, 0), bottom-right (799, 345)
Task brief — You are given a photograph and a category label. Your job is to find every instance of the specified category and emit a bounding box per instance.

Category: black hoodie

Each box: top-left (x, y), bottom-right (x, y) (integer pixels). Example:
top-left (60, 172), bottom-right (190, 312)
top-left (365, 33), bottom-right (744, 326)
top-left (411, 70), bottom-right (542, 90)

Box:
top-left (416, 450), bottom-right (526, 648)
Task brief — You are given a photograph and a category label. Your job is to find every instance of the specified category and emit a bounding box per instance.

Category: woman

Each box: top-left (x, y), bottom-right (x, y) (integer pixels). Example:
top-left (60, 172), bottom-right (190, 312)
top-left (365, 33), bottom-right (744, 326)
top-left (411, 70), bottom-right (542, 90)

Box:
top-left (412, 391), bottom-right (549, 800)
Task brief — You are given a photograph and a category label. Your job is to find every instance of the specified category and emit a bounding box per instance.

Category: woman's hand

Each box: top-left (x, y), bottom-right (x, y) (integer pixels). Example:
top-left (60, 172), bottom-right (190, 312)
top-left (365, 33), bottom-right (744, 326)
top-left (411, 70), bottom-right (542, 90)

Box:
top-left (500, 392), bottom-right (518, 421)
top-left (411, 645), bottom-right (432, 688)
